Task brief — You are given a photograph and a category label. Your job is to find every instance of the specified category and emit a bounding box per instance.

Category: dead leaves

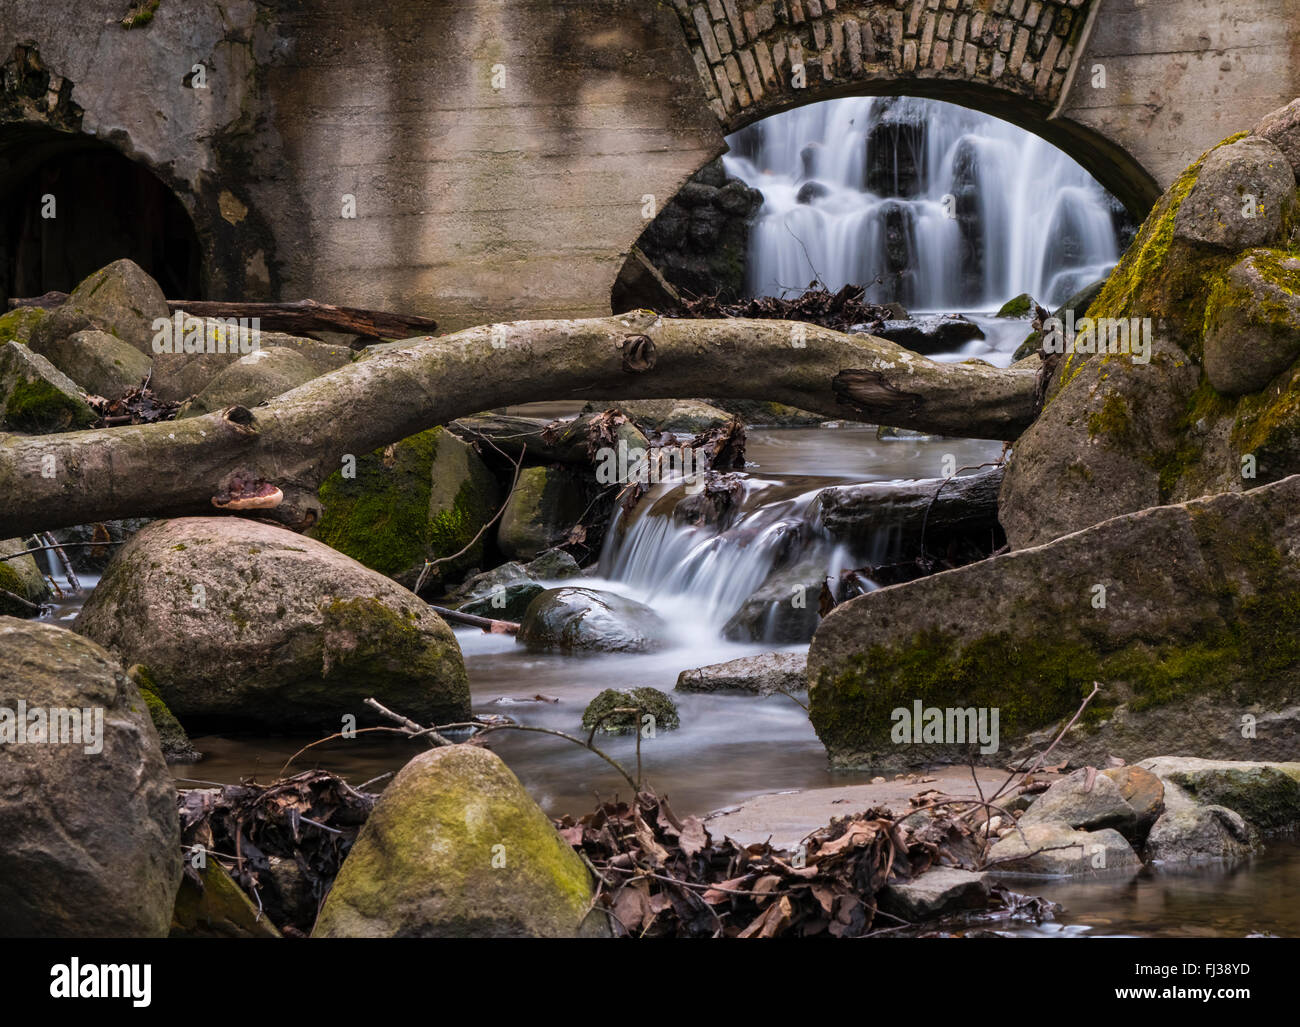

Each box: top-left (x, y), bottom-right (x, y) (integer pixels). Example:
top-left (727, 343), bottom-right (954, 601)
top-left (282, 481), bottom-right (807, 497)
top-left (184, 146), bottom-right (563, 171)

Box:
top-left (86, 382), bottom-right (180, 426)
top-left (673, 283), bottom-right (893, 334)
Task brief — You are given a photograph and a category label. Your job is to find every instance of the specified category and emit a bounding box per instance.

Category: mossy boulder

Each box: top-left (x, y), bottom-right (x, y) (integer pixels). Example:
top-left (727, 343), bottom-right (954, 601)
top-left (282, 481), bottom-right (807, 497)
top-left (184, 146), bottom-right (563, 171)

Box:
top-left (1171, 135), bottom-right (1296, 251)
top-left (74, 517), bottom-right (469, 730)
top-left (996, 292), bottom-right (1035, 318)
top-left (0, 306), bottom-right (49, 347)
top-left (1202, 249), bottom-right (1300, 395)
top-left (1010, 278), bottom-right (1105, 361)
top-left (581, 686), bottom-right (679, 734)
top-left (0, 617), bottom-right (182, 936)
top-left (170, 860), bottom-right (282, 938)
top-left (39, 328), bottom-right (152, 399)
top-left (178, 346), bottom-right (319, 417)
top-left (312, 745), bottom-right (600, 937)
top-left (518, 586), bottom-right (669, 653)
top-left (808, 475), bottom-right (1300, 769)
top-left (0, 341), bottom-right (97, 433)
top-left (312, 427), bottom-right (499, 590)
top-left (0, 536), bottom-right (51, 615)
top-left (497, 465), bottom-right (587, 560)
top-left (127, 664), bottom-right (199, 762)
top-left (1138, 756), bottom-right (1300, 833)
top-left (37, 258), bottom-right (169, 356)
top-left (1254, 97), bottom-right (1300, 178)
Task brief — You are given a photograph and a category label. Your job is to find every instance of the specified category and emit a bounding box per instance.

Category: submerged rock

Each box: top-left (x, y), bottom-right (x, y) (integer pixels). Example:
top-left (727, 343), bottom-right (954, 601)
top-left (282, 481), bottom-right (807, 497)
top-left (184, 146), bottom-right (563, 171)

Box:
top-left (518, 587), bottom-right (669, 653)
top-left (74, 517), bottom-right (469, 730)
top-left (675, 651), bottom-right (807, 696)
top-left (312, 745), bottom-right (600, 937)
top-left (0, 617), bottom-right (182, 936)
top-left (582, 686), bottom-right (679, 735)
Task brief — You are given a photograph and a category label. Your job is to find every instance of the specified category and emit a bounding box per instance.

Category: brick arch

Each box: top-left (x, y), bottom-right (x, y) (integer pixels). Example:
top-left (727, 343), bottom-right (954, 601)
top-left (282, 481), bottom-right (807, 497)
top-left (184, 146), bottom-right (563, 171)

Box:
top-left (671, 0), bottom-right (1161, 215)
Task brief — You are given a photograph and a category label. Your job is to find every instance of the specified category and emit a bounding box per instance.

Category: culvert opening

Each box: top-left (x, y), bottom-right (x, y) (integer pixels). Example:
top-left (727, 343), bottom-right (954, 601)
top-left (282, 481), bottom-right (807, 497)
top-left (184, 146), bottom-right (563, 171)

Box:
top-left (0, 130), bottom-right (203, 305)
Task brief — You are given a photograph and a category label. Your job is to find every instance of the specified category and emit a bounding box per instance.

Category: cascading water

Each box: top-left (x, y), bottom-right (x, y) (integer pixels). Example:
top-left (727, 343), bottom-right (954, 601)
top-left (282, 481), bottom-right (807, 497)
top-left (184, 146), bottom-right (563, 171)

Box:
top-left (723, 96), bottom-right (1124, 309)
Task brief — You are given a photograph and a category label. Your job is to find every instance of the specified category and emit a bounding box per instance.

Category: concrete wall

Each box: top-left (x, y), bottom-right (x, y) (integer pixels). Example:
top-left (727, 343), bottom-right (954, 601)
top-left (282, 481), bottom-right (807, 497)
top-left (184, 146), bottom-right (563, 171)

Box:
top-left (1, 0), bottom-right (1298, 331)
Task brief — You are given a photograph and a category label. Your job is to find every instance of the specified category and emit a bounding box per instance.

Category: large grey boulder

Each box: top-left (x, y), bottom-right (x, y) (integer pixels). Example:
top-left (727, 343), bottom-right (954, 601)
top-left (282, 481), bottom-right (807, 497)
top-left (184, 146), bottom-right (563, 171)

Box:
top-left (38, 258), bottom-right (169, 356)
top-left (1020, 768), bottom-right (1140, 839)
top-left (1202, 249), bottom-right (1300, 395)
top-left (518, 587), bottom-right (669, 653)
top-left (313, 745), bottom-right (599, 937)
top-left (74, 517), bottom-right (469, 729)
top-left (0, 618), bottom-right (181, 936)
top-left (809, 475), bottom-right (1300, 769)
top-left (985, 821), bottom-right (1140, 877)
top-left (35, 329), bottom-right (152, 398)
top-left (1172, 135), bottom-right (1296, 250)
top-left (178, 346), bottom-right (319, 417)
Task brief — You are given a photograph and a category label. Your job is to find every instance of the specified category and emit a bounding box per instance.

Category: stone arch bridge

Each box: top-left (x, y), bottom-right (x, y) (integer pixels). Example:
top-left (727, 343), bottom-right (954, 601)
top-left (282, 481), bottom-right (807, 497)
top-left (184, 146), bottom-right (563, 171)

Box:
top-left (1, 0), bottom-right (1297, 329)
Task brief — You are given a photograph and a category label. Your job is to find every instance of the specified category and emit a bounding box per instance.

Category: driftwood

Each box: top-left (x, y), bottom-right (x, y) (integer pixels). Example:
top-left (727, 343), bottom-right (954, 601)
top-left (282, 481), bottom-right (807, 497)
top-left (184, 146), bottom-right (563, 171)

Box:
top-left (6, 294), bottom-right (437, 341)
top-left (0, 313), bottom-right (1038, 538)
top-left (426, 604), bottom-right (519, 634)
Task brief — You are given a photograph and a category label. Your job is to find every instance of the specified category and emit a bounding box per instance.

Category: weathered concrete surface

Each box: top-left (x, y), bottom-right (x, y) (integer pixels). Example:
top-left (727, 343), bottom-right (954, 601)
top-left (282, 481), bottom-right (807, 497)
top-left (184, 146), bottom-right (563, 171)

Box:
top-left (3, 1), bottom-right (1297, 328)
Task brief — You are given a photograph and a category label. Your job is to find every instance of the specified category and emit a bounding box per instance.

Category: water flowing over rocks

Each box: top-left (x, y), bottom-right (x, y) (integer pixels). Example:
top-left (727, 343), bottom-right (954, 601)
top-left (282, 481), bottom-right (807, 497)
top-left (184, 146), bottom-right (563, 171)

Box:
top-left (312, 745), bottom-right (600, 938)
top-left (0, 617), bottom-right (182, 936)
top-left (74, 517), bottom-right (470, 730)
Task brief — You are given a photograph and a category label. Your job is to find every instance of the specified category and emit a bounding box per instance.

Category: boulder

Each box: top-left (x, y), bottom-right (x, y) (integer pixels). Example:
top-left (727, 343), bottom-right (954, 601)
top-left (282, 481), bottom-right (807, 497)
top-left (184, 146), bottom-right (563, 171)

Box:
top-left (497, 465), bottom-right (588, 560)
top-left (1202, 249), bottom-right (1300, 395)
top-left (1137, 756), bottom-right (1300, 833)
top-left (38, 258), bottom-right (168, 356)
top-left (722, 557), bottom-right (825, 644)
top-left (74, 517), bottom-right (469, 729)
top-left (0, 306), bottom-right (49, 348)
top-left (1253, 96), bottom-right (1300, 177)
top-left (1145, 805), bottom-right (1254, 865)
top-left (312, 745), bottom-right (599, 937)
top-left (312, 427), bottom-right (499, 589)
top-left (809, 475), bottom-right (1300, 769)
top-left (1011, 278), bottom-right (1105, 361)
top-left (1100, 765), bottom-right (1165, 838)
top-left (178, 346), bottom-right (319, 417)
top-left (127, 664), bottom-right (200, 763)
top-left (0, 537), bottom-right (51, 616)
top-left (859, 314), bottom-right (984, 354)
top-left (676, 650), bottom-right (807, 696)
top-left (170, 861), bottom-right (281, 938)
top-left (518, 587), bottom-right (669, 653)
top-left (0, 617), bottom-right (182, 936)
top-left (525, 548), bottom-right (582, 580)
top-left (1020, 768), bottom-right (1140, 839)
top-left (582, 686), bottom-right (679, 734)
top-left (0, 341), bottom-right (97, 433)
top-left (706, 398), bottom-right (826, 427)
top-left (35, 328), bottom-right (152, 398)
top-left (984, 821), bottom-right (1140, 877)
top-left (878, 868), bottom-right (989, 920)
top-left (995, 293), bottom-right (1036, 318)
top-left (453, 561), bottom-right (544, 620)
top-left (1172, 135), bottom-right (1296, 250)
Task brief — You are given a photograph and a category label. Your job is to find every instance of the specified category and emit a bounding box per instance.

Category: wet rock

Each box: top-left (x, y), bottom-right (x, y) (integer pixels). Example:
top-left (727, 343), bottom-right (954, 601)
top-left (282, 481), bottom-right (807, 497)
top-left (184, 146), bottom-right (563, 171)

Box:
top-left (796, 181), bottom-right (831, 204)
top-left (1253, 96), bottom-right (1300, 177)
top-left (75, 517), bottom-right (470, 730)
top-left (1011, 278), bottom-right (1105, 361)
top-left (524, 548), bottom-right (582, 580)
top-left (312, 745), bottom-right (600, 937)
top-left (1020, 768), bottom-right (1139, 839)
top-left (35, 329), bottom-right (151, 398)
top-left (312, 427), bottom-right (499, 589)
top-left (0, 536), bottom-right (51, 616)
top-left (1138, 756), bottom-right (1300, 833)
top-left (1145, 805), bottom-right (1254, 865)
top-left (518, 587), bottom-right (669, 654)
top-left (996, 293), bottom-right (1036, 318)
top-left (455, 561), bottom-right (544, 621)
top-left (171, 860), bottom-right (281, 938)
top-left (0, 617), bottom-right (182, 936)
top-left (809, 476), bottom-right (1300, 769)
top-left (675, 650), bottom-right (807, 696)
top-left (0, 341), bottom-right (96, 433)
top-left (1202, 249), bottom-right (1300, 395)
top-left (858, 314), bottom-right (985, 355)
top-left (178, 346), bottom-right (319, 417)
top-left (497, 465), bottom-right (589, 560)
top-left (878, 868), bottom-right (989, 920)
top-left (1100, 765), bottom-right (1165, 838)
top-left (984, 821), bottom-right (1140, 877)
top-left (1172, 136), bottom-right (1296, 250)
top-left (722, 557), bottom-right (826, 644)
top-left (864, 97), bottom-right (927, 198)
top-left (582, 686), bottom-right (679, 734)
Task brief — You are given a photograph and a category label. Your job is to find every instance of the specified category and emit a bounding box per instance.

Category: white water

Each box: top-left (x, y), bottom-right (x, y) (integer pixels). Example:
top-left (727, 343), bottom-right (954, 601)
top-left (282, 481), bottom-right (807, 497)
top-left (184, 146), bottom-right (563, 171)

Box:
top-left (723, 96), bottom-right (1121, 309)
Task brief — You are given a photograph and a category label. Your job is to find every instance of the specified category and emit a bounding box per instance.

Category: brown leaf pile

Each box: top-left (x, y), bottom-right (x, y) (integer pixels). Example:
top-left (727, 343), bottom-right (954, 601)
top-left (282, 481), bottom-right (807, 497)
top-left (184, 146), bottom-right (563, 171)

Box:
top-left (557, 789), bottom-right (999, 938)
top-left (86, 382), bottom-right (180, 426)
top-left (674, 283), bottom-right (892, 334)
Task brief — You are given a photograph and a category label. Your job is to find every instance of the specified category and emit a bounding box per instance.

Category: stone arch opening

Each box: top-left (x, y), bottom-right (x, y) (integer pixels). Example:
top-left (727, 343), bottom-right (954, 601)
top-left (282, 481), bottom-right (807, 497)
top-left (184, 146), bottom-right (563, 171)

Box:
top-left (0, 126), bottom-right (203, 305)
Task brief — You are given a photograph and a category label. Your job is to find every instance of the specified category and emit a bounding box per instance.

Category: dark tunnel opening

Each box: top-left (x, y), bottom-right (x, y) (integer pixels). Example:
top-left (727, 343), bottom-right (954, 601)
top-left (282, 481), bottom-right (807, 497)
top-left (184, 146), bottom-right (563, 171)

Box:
top-left (0, 129), bottom-right (202, 306)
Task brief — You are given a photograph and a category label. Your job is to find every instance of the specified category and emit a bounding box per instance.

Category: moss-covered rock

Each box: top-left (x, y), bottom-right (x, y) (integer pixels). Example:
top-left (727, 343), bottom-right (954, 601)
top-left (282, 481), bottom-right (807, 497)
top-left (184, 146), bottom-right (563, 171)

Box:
top-left (1202, 249), bottom-right (1300, 395)
top-left (0, 306), bottom-right (50, 347)
top-left (0, 341), bottom-right (97, 433)
top-left (1172, 135), bottom-right (1296, 251)
top-left (0, 536), bottom-right (51, 615)
top-left (127, 664), bottom-right (199, 762)
top-left (312, 745), bottom-right (600, 937)
top-left (37, 258), bottom-right (169, 356)
top-left (995, 292), bottom-right (1035, 318)
top-left (581, 686), bottom-right (679, 735)
top-left (1138, 756), bottom-right (1300, 833)
top-left (178, 346), bottom-right (318, 417)
top-left (497, 465), bottom-right (587, 560)
top-left (518, 586), bottom-right (669, 653)
top-left (312, 427), bottom-right (498, 589)
top-left (74, 517), bottom-right (469, 730)
top-left (170, 860), bottom-right (282, 938)
top-left (808, 475), bottom-right (1300, 769)
top-left (0, 617), bottom-right (181, 936)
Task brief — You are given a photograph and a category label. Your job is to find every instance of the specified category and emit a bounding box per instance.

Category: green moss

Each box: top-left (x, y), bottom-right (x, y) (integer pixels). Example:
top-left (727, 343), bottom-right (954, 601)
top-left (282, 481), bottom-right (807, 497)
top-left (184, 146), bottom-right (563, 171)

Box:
top-left (3, 375), bottom-right (95, 433)
top-left (0, 560), bottom-right (35, 615)
top-left (1087, 392), bottom-right (1134, 442)
top-left (581, 687), bottom-right (680, 734)
top-left (120, 1), bottom-right (160, 29)
top-left (0, 307), bottom-right (48, 345)
top-left (996, 292), bottom-right (1034, 318)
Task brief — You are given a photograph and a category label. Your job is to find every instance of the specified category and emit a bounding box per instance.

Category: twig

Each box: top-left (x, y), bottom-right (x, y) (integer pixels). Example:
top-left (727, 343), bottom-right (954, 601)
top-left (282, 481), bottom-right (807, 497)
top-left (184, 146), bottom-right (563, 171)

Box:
top-left (0, 539), bottom-right (127, 563)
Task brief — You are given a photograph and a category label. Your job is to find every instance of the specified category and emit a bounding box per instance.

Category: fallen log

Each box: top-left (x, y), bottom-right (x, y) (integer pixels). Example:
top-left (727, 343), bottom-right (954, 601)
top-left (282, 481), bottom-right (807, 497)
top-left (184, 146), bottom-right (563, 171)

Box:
top-left (426, 604), bottom-right (519, 634)
top-left (0, 313), bottom-right (1038, 538)
top-left (6, 294), bottom-right (437, 340)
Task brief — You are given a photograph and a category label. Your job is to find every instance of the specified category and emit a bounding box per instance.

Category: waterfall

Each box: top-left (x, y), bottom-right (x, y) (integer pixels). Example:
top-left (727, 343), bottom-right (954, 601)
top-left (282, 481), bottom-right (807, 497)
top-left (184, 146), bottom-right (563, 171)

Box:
top-left (723, 96), bottom-right (1123, 310)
